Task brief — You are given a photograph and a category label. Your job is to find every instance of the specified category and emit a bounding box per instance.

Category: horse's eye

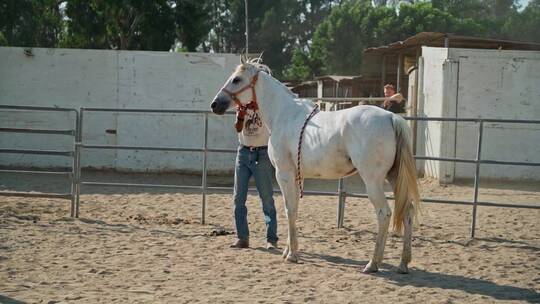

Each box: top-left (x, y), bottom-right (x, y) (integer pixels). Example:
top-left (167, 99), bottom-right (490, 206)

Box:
top-left (232, 77), bottom-right (241, 84)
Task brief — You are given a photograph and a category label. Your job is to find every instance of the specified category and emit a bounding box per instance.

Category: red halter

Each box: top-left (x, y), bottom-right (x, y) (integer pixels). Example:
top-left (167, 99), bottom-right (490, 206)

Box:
top-left (222, 72), bottom-right (260, 132)
top-left (222, 72), bottom-right (260, 110)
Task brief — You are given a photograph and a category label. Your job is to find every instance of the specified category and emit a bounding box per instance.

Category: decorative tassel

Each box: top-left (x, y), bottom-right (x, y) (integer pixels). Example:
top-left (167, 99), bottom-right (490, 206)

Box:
top-left (235, 107), bottom-right (247, 132)
top-left (235, 117), bottom-right (244, 132)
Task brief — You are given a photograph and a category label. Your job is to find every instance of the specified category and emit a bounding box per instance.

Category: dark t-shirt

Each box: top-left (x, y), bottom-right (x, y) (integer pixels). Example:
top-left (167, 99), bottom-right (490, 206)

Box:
top-left (383, 100), bottom-right (406, 113)
top-left (382, 93), bottom-right (406, 113)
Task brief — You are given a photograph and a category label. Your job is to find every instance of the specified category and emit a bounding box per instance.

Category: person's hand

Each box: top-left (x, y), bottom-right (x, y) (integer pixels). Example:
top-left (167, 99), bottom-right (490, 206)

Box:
top-left (389, 93), bottom-right (404, 103)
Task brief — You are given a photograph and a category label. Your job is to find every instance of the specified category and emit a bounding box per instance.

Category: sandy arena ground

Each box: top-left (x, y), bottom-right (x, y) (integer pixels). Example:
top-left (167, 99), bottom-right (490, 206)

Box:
top-left (0, 172), bottom-right (539, 303)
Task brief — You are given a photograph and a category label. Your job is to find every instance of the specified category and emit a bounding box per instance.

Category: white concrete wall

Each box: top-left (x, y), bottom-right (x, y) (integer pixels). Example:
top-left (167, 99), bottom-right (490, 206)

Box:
top-left (449, 48), bottom-right (540, 180)
top-left (417, 46), bottom-right (540, 181)
top-left (0, 47), bottom-right (240, 173)
top-left (416, 47), bottom-right (449, 180)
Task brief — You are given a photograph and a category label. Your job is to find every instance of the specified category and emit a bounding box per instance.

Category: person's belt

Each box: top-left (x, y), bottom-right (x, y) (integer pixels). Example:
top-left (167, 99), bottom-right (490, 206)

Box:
top-left (241, 145), bottom-right (268, 151)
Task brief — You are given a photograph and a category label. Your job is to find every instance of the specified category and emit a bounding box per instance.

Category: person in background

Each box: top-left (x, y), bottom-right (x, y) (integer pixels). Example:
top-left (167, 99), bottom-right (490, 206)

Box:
top-left (229, 103), bottom-right (278, 250)
top-left (382, 84), bottom-right (406, 114)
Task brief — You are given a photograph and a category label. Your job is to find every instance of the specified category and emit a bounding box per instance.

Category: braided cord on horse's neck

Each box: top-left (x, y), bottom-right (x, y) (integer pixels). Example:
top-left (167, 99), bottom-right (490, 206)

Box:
top-left (296, 103), bottom-right (319, 198)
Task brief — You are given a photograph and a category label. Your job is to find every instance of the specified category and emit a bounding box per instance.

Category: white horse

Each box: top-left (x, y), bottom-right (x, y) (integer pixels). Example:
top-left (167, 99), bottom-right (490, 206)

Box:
top-left (211, 58), bottom-right (421, 273)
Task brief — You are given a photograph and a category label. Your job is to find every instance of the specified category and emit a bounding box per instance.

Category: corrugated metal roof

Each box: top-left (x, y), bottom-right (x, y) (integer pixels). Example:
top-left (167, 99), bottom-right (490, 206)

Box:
top-left (364, 32), bottom-right (540, 55)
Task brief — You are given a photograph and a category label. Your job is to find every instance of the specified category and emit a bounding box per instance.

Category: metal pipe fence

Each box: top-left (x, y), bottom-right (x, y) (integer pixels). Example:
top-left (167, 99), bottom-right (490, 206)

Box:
top-left (0, 105), bottom-right (79, 216)
top-left (401, 116), bottom-right (540, 238)
top-left (75, 108), bottom-right (214, 220)
top-left (1, 102), bottom-right (539, 239)
top-left (309, 99), bottom-right (540, 237)
top-left (75, 107), bottom-right (342, 223)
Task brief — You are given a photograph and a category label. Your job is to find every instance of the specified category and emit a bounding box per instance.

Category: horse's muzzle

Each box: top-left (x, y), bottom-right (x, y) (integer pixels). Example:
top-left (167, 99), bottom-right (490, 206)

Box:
top-left (211, 97), bottom-right (230, 115)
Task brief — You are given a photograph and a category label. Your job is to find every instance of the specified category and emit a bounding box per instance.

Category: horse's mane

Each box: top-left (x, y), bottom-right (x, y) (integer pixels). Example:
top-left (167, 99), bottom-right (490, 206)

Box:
top-left (245, 58), bottom-right (297, 98)
top-left (247, 58), bottom-right (272, 75)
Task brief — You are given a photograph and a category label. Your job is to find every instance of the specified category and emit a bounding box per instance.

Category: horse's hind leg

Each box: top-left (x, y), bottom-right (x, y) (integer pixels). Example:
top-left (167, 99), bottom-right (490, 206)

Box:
top-left (362, 178), bottom-right (392, 273)
top-left (388, 170), bottom-right (413, 274)
top-left (398, 207), bottom-right (413, 274)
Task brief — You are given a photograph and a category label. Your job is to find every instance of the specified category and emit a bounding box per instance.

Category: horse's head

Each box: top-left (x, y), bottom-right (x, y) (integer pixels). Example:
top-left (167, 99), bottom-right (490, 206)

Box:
top-left (211, 55), bottom-right (270, 115)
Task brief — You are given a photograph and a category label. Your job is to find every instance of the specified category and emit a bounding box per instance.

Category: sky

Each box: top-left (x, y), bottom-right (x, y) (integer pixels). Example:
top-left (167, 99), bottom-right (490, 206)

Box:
top-left (518, 0), bottom-right (531, 10)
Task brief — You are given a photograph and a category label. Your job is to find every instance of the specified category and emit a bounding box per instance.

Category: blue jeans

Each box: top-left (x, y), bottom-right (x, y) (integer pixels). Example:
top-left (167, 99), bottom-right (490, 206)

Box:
top-left (233, 146), bottom-right (278, 243)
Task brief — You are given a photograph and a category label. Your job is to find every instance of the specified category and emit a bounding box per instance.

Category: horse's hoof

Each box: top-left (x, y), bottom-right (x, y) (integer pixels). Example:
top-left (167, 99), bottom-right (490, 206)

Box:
top-left (282, 246), bottom-right (289, 259)
top-left (286, 253), bottom-right (299, 263)
top-left (397, 263), bottom-right (409, 274)
top-left (362, 261), bottom-right (379, 273)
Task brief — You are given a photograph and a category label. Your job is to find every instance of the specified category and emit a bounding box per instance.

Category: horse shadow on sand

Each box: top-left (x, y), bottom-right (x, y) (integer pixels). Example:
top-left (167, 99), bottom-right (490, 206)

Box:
top-left (0, 295), bottom-right (26, 304)
top-left (299, 251), bottom-right (540, 303)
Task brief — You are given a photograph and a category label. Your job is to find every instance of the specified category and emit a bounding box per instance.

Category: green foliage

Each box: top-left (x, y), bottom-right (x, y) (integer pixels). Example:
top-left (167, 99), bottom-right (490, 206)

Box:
top-left (283, 48), bottom-right (312, 80)
top-left (308, 0), bottom-right (396, 76)
top-left (396, 2), bottom-right (484, 37)
top-left (431, 0), bottom-right (519, 38)
top-left (0, 0), bottom-right (538, 80)
top-left (206, 0), bottom-right (248, 54)
top-left (293, 0), bottom-right (526, 80)
top-left (0, 0), bottom-right (210, 51)
top-left (0, 32), bottom-right (6, 46)
top-left (502, 0), bottom-right (540, 42)
top-left (207, 0), bottom-right (334, 79)
top-left (172, 1), bottom-right (211, 51)
top-left (62, 0), bottom-right (177, 51)
top-left (0, 0), bottom-right (63, 47)
top-left (431, 0), bottom-right (489, 19)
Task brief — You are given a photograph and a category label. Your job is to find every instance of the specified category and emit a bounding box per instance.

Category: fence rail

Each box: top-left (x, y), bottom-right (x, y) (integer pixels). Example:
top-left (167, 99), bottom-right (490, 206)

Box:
top-left (0, 127), bottom-right (75, 135)
top-left (1, 103), bottom-right (539, 239)
top-left (75, 107), bottom-right (350, 222)
top-left (0, 105), bottom-right (79, 217)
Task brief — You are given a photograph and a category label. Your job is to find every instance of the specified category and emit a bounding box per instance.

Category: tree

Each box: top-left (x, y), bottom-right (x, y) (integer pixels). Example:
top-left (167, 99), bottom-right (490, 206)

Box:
top-left (431, 0), bottom-right (520, 39)
top-left (502, 0), bottom-right (540, 42)
top-left (396, 2), bottom-right (484, 38)
top-left (62, 0), bottom-right (210, 51)
top-left (62, 0), bottom-right (175, 50)
top-left (252, 1), bottom-right (301, 78)
top-left (171, 0), bottom-right (211, 51)
top-left (283, 47), bottom-right (312, 80)
top-left (309, 0), bottom-right (393, 76)
top-left (0, 0), bottom-right (63, 48)
top-left (0, 32), bottom-right (7, 46)
top-left (431, 0), bottom-right (489, 20)
top-left (297, 0), bottom-right (487, 78)
top-left (206, 0), bottom-right (245, 53)
top-left (206, 0), bottom-right (335, 79)
top-left (287, 0), bottom-right (336, 47)
top-left (282, 0), bottom-right (336, 79)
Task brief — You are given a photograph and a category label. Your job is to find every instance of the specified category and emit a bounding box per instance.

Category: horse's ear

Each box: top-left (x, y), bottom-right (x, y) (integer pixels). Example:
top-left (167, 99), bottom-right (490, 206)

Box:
top-left (240, 53), bottom-right (247, 64)
top-left (257, 51), bottom-right (264, 63)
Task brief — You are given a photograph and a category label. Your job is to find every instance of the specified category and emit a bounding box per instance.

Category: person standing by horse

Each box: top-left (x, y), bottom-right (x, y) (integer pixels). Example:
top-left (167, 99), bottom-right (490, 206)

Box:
top-left (228, 68), bottom-right (278, 250)
top-left (382, 84), bottom-right (406, 114)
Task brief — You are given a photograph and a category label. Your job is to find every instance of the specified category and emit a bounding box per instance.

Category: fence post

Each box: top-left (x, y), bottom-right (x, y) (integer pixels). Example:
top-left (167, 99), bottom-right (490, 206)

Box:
top-left (75, 109), bottom-right (84, 218)
top-left (337, 178), bottom-right (346, 228)
top-left (201, 113), bottom-right (209, 225)
top-left (70, 110), bottom-right (80, 217)
top-left (470, 120), bottom-right (484, 239)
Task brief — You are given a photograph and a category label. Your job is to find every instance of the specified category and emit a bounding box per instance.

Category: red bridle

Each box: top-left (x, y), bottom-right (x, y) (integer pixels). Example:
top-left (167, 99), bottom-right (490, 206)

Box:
top-left (222, 72), bottom-right (260, 111)
top-left (222, 72), bottom-right (261, 132)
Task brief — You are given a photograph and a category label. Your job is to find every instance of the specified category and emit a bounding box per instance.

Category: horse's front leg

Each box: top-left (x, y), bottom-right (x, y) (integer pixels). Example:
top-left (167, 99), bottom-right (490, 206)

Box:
top-left (276, 169), bottom-right (300, 263)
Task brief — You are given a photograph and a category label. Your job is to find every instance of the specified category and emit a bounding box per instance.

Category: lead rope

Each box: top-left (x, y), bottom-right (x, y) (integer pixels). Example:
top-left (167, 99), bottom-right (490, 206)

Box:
top-left (296, 103), bottom-right (319, 198)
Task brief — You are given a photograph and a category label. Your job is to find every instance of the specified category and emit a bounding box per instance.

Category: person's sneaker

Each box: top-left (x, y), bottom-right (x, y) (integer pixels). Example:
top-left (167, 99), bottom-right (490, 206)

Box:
top-left (266, 241), bottom-right (278, 250)
top-left (230, 239), bottom-right (249, 248)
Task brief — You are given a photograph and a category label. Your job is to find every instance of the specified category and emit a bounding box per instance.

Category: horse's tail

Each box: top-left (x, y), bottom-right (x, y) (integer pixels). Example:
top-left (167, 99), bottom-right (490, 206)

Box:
top-left (391, 114), bottom-right (421, 233)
